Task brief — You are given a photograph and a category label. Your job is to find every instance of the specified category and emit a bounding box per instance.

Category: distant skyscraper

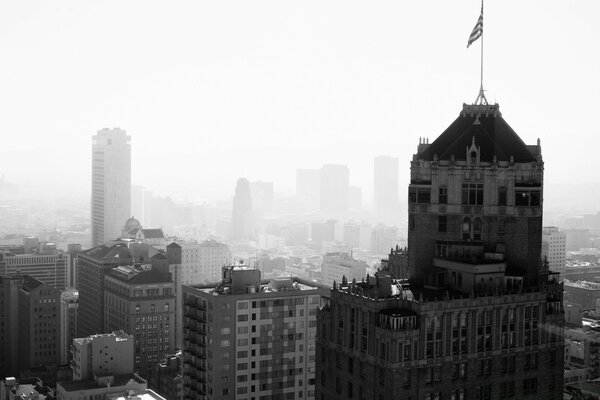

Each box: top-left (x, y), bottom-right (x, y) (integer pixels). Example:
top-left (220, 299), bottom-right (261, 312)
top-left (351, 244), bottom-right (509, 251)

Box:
top-left (320, 164), bottom-right (349, 214)
top-left (91, 128), bottom-right (131, 247)
top-left (231, 178), bottom-right (254, 240)
top-left (542, 227), bottom-right (567, 279)
top-left (373, 155), bottom-right (399, 221)
top-left (296, 169), bottom-right (321, 211)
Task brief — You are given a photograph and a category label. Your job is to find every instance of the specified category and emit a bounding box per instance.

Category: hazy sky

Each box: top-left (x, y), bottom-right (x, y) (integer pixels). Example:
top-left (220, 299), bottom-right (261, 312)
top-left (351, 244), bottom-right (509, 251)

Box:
top-left (1, 1), bottom-right (598, 203)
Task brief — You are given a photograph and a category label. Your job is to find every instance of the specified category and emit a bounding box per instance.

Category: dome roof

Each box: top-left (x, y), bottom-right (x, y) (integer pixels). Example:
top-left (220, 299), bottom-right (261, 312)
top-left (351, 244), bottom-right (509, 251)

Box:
top-left (123, 217), bottom-right (142, 231)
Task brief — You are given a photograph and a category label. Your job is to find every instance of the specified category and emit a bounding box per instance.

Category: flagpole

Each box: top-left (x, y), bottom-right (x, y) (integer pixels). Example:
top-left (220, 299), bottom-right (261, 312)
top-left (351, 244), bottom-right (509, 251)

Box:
top-left (480, 0), bottom-right (484, 95)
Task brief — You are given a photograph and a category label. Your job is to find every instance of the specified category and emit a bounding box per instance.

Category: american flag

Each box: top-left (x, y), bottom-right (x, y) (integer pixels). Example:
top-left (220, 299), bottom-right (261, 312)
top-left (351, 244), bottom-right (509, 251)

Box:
top-left (467, 4), bottom-right (483, 48)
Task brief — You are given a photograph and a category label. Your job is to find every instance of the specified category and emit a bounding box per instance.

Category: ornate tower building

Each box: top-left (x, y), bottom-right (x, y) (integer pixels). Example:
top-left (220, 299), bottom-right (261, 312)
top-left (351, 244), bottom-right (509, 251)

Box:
top-left (316, 103), bottom-right (564, 400)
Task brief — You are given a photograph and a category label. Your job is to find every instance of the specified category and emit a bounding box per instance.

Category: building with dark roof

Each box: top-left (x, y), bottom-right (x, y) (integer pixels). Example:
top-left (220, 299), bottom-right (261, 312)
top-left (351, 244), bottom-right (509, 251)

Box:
top-left (104, 253), bottom-right (176, 378)
top-left (77, 240), bottom-right (159, 338)
top-left (57, 374), bottom-right (146, 400)
top-left (316, 103), bottom-right (564, 400)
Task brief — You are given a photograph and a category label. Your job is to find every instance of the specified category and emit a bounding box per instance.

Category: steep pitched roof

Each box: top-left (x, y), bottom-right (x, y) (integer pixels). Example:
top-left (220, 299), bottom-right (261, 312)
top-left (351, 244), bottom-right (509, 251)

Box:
top-left (142, 228), bottom-right (165, 239)
top-left (419, 104), bottom-right (537, 163)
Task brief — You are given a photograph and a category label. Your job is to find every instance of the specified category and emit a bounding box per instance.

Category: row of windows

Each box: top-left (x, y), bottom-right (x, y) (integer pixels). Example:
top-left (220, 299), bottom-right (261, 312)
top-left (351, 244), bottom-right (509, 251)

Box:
top-left (409, 185), bottom-right (541, 206)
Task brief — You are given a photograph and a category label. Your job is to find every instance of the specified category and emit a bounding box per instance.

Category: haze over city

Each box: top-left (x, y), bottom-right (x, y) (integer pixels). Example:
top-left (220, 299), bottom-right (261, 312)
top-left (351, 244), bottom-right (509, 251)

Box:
top-left (3, 2), bottom-right (600, 399)
top-left (1, 0), bottom-right (599, 206)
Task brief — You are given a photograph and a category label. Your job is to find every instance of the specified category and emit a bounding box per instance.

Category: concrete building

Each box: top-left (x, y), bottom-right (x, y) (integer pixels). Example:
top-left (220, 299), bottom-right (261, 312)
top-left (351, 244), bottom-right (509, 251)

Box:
top-left (0, 377), bottom-right (55, 400)
top-left (91, 128), bottom-right (131, 247)
top-left (565, 325), bottom-right (600, 381)
top-left (320, 252), bottom-right (368, 288)
top-left (373, 155), bottom-right (399, 222)
top-left (59, 289), bottom-right (78, 365)
top-left (316, 103), bottom-right (564, 399)
top-left (77, 240), bottom-right (159, 338)
top-left (182, 265), bottom-right (328, 400)
top-left (66, 244), bottom-right (81, 289)
top-left (103, 254), bottom-right (176, 377)
top-left (166, 240), bottom-right (230, 348)
top-left (19, 275), bottom-right (61, 372)
top-left (380, 245), bottom-right (408, 279)
top-left (542, 226), bottom-right (567, 279)
top-left (320, 164), bottom-right (349, 214)
top-left (0, 275), bottom-right (23, 377)
top-left (0, 246), bottom-right (69, 291)
top-left (57, 374), bottom-right (147, 400)
top-left (564, 280), bottom-right (600, 309)
top-left (71, 331), bottom-right (135, 380)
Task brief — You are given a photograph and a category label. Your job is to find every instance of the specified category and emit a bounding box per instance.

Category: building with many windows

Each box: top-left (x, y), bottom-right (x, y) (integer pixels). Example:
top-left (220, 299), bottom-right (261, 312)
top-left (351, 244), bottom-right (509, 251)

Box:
top-left (542, 226), bottom-right (567, 279)
top-left (316, 103), bottom-right (564, 400)
top-left (0, 246), bottom-right (70, 291)
top-left (182, 265), bottom-right (328, 400)
top-left (104, 254), bottom-right (176, 377)
top-left (91, 128), bottom-right (131, 247)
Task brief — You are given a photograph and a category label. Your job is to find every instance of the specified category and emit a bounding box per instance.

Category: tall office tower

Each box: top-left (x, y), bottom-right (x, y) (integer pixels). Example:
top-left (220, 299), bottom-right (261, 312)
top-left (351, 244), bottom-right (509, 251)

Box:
top-left (59, 289), bottom-right (79, 365)
top-left (71, 331), bottom-right (135, 380)
top-left (0, 245), bottom-right (70, 290)
top-left (104, 254), bottom-right (176, 377)
top-left (317, 103), bottom-right (564, 399)
top-left (296, 169), bottom-right (321, 211)
top-left (320, 164), bottom-right (349, 214)
top-left (231, 178), bottom-right (255, 240)
top-left (77, 240), bottom-right (158, 338)
top-left (370, 223), bottom-right (399, 255)
top-left (320, 252), bottom-right (368, 288)
top-left (373, 155), bottom-right (399, 220)
top-left (542, 227), bottom-right (567, 279)
top-left (91, 128), bottom-right (131, 247)
top-left (182, 265), bottom-right (328, 400)
top-left (0, 275), bottom-right (22, 377)
top-left (19, 275), bottom-right (62, 371)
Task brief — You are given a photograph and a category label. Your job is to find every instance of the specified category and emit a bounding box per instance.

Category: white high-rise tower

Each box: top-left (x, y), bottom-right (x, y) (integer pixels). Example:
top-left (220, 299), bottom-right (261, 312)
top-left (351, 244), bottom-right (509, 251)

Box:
top-left (91, 128), bottom-right (131, 247)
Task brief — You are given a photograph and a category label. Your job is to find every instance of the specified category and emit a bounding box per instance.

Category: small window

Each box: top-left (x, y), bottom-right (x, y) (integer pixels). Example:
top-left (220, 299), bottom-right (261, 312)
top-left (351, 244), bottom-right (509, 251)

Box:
top-left (409, 187), bottom-right (431, 203)
top-left (439, 187), bottom-right (448, 204)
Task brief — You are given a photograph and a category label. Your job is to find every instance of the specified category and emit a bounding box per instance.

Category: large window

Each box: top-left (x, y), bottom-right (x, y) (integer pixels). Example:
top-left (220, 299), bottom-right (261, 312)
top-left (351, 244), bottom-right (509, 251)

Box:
top-left (515, 189), bottom-right (541, 206)
top-left (438, 216), bottom-right (447, 232)
top-left (462, 217), bottom-right (483, 240)
top-left (409, 187), bottom-right (431, 203)
top-left (462, 183), bottom-right (483, 205)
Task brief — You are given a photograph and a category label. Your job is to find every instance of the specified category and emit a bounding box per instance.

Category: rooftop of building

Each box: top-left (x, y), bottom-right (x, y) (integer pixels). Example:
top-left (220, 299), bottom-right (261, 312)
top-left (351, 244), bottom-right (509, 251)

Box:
top-left (109, 264), bottom-right (171, 285)
top-left (418, 103), bottom-right (539, 163)
top-left (109, 389), bottom-right (166, 400)
top-left (20, 275), bottom-right (47, 293)
top-left (2, 377), bottom-right (55, 400)
top-left (58, 374), bottom-right (145, 393)
top-left (73, 330), bottom-right (133, 345)
top-left (564, 280), bottom-right (600, 290)
top-left (141, 229), bottom-right (165, 239)
top-left (81, 241), bottom-right (159, 262)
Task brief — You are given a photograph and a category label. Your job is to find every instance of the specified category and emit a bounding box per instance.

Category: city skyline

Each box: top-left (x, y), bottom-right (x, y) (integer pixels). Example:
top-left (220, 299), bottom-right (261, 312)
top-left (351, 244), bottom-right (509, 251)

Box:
top-left (1, 1), bottom-right (599, 203)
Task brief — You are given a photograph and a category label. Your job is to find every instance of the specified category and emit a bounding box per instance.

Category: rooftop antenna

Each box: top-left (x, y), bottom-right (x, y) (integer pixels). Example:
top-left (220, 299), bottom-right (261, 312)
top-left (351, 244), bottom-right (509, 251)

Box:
top-left (467, 0), bottom-right (488, 105)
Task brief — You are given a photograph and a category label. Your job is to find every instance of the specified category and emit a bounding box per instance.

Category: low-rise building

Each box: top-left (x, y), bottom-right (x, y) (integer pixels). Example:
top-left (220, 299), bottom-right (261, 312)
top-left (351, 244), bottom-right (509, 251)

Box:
top-left (71, 331), bottom-right (134, 381)
top-left (57, 374), bottom-right (147, 400)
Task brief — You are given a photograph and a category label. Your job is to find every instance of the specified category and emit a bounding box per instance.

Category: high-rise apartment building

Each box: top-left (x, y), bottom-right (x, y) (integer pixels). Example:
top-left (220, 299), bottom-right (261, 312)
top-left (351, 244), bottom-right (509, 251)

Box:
top-left (104, 254), bottom-right (176, 377)
top-left (182, 265), bottom-right (328, 400)
top-left (77, 240), bottom-right (158, 338)
top-left (92, 128), bottom-right (131, 247)
top-left (373, 155), bottom-right (399, 221)
top-left (231, 178), bottom-right (254, 240)
top-left (0, 246), bottom-right (69, 290)
top-left (320, 164), bottom-right (349, 214)
top-left (543, 226), bottom-right (567, 279)
top-left (317, 103), bottom-right (564, 399)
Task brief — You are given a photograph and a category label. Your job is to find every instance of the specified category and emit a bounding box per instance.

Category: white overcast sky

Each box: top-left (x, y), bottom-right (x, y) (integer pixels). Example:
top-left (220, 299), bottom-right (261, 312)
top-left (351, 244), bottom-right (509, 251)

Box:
top-left (0, 1), bottom-right (598, 203)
